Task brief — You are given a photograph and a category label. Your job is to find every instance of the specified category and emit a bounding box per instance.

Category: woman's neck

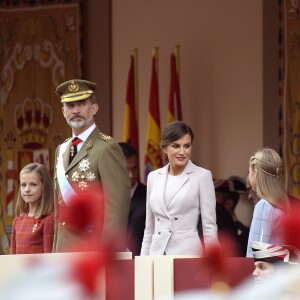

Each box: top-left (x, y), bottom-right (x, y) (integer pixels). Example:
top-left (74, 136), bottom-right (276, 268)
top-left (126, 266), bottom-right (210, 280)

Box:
top-left (169, 166), bottom-right (184, 176)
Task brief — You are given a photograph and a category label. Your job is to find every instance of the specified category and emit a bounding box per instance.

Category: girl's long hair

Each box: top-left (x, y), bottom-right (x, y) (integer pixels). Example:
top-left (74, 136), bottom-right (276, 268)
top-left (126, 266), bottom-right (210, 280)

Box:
top-left (250, 148), bottom-right (290, 211)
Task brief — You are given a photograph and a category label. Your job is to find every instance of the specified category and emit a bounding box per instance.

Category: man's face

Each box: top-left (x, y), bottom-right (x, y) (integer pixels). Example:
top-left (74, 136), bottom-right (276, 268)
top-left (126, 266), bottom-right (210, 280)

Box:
top-left (252, 261), bottom-right (274, 283)
top-left (62, 98), bottom-right (98, 134)
top-left (125, 154), bottom-right (139, 188)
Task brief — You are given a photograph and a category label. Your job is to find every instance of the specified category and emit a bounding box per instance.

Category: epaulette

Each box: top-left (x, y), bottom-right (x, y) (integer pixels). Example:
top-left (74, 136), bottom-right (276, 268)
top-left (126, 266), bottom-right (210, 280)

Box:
top-left (61, 137), bottom-right (71, 144)
top-left (98, 132), bottom-right (112, 142)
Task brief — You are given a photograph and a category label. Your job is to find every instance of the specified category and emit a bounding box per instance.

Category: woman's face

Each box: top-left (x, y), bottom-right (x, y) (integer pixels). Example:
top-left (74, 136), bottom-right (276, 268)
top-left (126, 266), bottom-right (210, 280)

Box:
top-left (164, 133), bottom-right (192, 174)
top-left (252, 261), bottom-right (274, 283)
top-left (248, 163), bottom-right (257, 192)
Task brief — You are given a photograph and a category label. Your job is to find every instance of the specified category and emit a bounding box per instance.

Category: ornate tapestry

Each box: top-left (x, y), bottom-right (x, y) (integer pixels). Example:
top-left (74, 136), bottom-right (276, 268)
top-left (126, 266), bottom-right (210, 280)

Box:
top-left (283, 0), bottom-right (300, 199)
top-left (0, 1), bottom-right (82, 253)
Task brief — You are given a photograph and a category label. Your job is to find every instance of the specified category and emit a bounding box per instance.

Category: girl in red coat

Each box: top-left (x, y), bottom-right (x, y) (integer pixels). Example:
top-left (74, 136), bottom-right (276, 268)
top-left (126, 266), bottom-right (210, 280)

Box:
top-left (10, 163), bottom-right (54, 254)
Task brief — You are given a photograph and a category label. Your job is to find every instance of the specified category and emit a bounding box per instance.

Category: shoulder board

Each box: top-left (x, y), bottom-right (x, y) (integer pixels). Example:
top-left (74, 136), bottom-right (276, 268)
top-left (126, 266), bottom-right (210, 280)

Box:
top-left (61, 137), bottom-right (71, 144)
top-left (98, 132), bottom-right (112, 142)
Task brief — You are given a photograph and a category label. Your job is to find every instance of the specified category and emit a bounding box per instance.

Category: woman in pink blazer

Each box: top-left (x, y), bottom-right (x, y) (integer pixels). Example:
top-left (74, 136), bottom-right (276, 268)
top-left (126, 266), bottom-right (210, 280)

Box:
top-left (141, 121), bottom-right (218, 256)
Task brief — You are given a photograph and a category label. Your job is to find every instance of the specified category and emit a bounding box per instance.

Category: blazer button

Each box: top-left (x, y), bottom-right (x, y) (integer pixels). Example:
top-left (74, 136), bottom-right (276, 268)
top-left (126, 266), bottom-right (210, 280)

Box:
top-left (174, 217), bottom-right (178, 220)
top-left (169, 230), bottom-right (172, 233)
top-left (157, 218), bottom-right (160, 221)
top-left (158, 232), bottom-right (161, 234)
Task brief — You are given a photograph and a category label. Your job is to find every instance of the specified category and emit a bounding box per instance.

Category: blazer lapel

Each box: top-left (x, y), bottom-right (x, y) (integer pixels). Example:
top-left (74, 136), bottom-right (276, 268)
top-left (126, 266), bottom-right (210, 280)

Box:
top-left (166, 160), bottom-right (195, 207)
top-left (156, 164), bottom-right (171, 218)
top-left (165, 172), bottom-right (189, 207)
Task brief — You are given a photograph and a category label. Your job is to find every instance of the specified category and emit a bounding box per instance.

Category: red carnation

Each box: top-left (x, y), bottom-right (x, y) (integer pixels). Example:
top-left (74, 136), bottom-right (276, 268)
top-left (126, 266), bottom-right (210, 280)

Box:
top-left (59, 185), bottom-right (104, 237)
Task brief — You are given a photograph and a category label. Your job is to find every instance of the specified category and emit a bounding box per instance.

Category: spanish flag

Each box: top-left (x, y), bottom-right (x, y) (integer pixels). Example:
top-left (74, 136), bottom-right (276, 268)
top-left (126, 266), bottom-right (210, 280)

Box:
top-left (144, 48), bottom-right (163, 182)
top-left (123, 51), bottom-right (139, 151)
top-left (167, 47), bottom-right (182, 124)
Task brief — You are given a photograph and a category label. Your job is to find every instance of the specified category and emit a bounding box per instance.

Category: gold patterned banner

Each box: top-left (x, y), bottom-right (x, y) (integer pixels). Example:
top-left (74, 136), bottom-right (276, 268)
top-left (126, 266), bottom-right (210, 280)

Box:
top-left (283, 0), bottom-right (300, 198)
top-left (0, 2), bottom-right (81, 253)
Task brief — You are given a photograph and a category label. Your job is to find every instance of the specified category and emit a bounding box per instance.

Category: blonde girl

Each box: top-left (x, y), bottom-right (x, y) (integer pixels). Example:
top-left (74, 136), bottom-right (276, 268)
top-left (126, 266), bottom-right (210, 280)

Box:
top-left (246, 148), bottom-right (290, 257)
top-left (10, 163), bottom-right (54, 254)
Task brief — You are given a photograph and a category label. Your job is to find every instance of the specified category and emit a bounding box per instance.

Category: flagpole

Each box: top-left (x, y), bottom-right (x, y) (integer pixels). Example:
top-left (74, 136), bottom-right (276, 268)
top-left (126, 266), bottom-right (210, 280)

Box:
top-left (123, 50), bottom-right (139, 150)
top-left (173, 45), bottom-right (180, 78)
top-left (153, 47), bottom-right (159, 76)
top-left (133, 48), bottom-right (139, 129)
top-left (167, 45), bottom-right (183, 123)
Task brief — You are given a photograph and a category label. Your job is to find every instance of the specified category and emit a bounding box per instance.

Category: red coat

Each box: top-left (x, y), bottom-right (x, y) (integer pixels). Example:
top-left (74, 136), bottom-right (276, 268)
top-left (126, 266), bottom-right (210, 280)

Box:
top-left (10, 213), bottom-right (54, 254)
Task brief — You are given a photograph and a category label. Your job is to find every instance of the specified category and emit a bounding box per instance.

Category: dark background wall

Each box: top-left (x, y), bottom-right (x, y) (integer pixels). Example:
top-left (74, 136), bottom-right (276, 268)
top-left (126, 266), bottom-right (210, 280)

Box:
top-left (84, 0), bottom-right (280, 225)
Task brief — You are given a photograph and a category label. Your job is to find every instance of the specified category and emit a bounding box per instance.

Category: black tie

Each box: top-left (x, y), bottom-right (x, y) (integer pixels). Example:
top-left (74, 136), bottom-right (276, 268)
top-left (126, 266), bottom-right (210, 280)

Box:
top-left (69, 137), bottom-right (82, 164)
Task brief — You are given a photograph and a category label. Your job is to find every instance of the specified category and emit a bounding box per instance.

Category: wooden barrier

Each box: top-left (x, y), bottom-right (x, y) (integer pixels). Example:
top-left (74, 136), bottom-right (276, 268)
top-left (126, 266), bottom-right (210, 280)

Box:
top-left (0, 254), bottom-right (254, 299)
top-left (174, 257), bottom-right (254, 292)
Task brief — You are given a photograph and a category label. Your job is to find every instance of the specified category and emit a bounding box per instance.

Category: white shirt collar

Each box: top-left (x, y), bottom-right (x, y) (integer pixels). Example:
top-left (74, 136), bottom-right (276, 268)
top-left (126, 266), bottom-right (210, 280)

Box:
top-left (73, 123), bottom-right (97, 142)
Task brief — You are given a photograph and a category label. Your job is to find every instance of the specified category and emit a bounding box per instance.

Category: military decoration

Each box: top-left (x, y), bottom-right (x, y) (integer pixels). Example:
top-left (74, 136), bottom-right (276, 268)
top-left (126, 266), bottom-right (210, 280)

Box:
top-left (32, 221), bottom-right (41, 233)
top-left (71, 159), bottom-right (95, 190)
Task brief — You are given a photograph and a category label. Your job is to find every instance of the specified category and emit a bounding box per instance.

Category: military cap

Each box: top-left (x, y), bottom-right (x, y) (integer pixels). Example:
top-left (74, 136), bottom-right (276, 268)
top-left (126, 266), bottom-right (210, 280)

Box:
top-left (251, 241), bottom-right (289, 263)
top-left (56, 79), bottom-right (97, 103)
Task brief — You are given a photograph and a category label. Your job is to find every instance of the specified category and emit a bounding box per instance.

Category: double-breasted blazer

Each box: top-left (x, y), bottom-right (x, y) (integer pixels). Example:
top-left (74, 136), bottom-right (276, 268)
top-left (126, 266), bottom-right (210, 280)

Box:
top-left (140, 160), bottom-right (218, 256)
top-left (53, 127), bottom-right (131, 252)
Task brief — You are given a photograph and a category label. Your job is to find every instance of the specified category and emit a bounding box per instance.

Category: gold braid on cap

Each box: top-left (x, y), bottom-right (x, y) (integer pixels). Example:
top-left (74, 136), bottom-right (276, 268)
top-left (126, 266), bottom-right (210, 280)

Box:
top-left (61, 90), bottom-right (94, 99)
top-left (250, 156), bottom-right (282, 179)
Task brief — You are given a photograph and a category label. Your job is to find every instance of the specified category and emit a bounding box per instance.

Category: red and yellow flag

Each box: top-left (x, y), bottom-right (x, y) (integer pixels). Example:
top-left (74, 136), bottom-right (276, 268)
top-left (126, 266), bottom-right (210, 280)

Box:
top-left (123, 50), bottom-right (139, 151)
top-left (167, 46), bottom-right (182, 124)
top-left (144, 48), bottom-right (163, 182)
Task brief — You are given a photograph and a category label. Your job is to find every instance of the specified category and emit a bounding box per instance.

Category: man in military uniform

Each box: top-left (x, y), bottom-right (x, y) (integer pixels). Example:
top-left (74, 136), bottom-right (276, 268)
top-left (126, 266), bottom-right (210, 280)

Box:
top-left (53, 79), bottom-right (131, 252)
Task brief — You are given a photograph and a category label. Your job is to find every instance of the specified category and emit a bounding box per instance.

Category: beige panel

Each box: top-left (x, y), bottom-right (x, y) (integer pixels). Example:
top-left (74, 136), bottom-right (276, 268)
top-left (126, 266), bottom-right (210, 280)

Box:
top-left (135, 256), bottom-right (154, 300)
top-left (154, 256), bottom-right (174, 300)
top-left (116, 251), bottom-right (132, 260)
